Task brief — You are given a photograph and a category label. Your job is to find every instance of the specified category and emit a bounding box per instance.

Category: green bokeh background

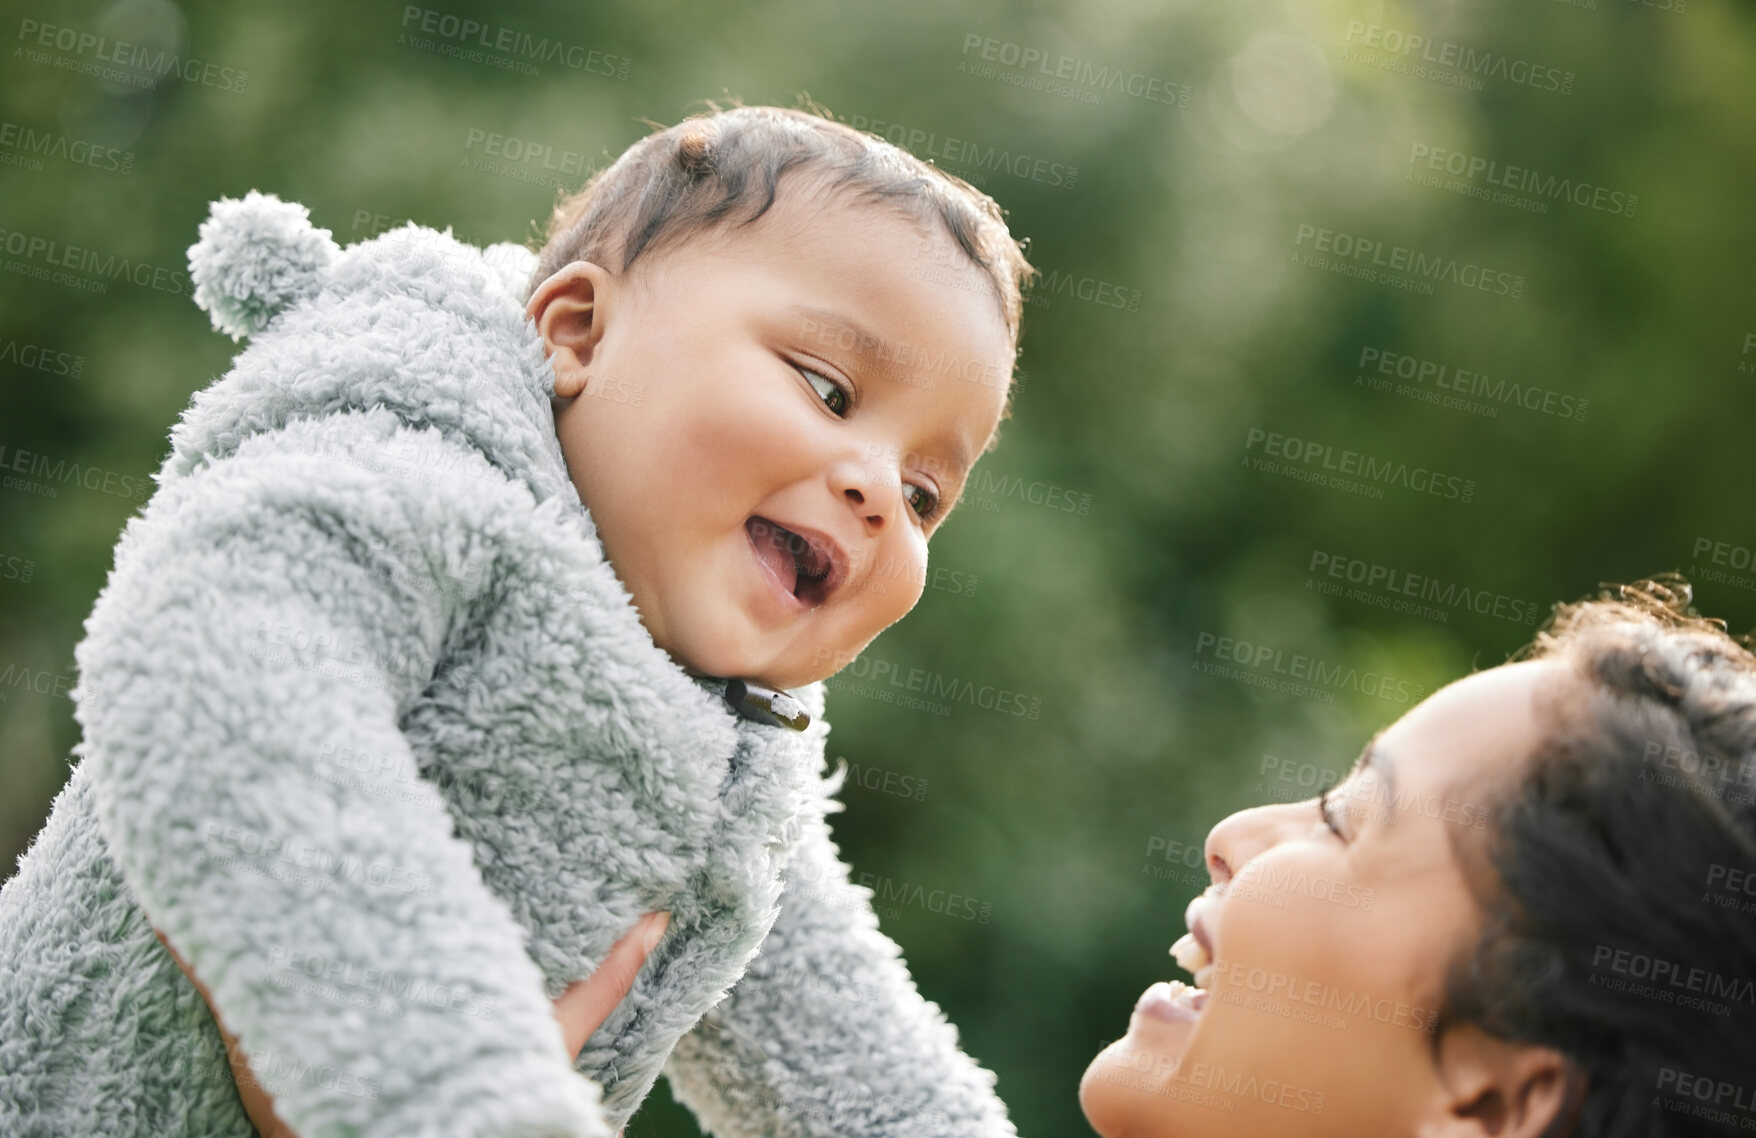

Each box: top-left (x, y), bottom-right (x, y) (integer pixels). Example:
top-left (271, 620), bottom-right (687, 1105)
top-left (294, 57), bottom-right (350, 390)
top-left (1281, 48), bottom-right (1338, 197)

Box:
top-left (4, 1), bottom-right (1753, 1134)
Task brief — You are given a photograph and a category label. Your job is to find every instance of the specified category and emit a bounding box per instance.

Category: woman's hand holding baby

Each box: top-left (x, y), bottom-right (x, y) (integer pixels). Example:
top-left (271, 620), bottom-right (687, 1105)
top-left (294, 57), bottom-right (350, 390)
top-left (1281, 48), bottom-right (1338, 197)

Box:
top-left (551, 910), bottom-right (670, 1060)
top-left (155, 910), bottom-right (671, 1138)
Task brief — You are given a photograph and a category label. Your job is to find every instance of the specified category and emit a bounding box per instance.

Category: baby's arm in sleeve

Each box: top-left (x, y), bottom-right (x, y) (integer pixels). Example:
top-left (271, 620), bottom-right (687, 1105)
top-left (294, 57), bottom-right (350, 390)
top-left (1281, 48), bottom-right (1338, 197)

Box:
top-left (662, 784), bottom-right (1018, 1138)
top-left (74, 429), bottom-right (611, 1138)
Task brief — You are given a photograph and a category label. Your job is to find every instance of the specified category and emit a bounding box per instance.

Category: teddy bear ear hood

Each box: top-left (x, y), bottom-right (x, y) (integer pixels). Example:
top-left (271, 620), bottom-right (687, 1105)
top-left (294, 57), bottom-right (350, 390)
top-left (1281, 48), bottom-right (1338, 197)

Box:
top-left (187, 191), bottom-right (339, 342)
top-left (167, 191), bottom-right (572, 508)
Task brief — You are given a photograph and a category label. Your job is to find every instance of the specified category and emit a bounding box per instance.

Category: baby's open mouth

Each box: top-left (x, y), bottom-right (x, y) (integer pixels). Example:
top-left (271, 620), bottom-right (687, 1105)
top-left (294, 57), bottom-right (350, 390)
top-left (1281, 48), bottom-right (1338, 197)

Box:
top-left (746, 516), bottom-right (837, 605)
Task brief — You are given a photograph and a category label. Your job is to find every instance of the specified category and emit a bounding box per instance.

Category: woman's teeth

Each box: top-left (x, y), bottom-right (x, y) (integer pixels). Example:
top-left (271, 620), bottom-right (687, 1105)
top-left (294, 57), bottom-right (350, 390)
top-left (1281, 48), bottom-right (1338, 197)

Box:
top-left (1170, 932), bottom-right (1214, 988)
top-left (1135, 978), bottom-right (1209, 1023)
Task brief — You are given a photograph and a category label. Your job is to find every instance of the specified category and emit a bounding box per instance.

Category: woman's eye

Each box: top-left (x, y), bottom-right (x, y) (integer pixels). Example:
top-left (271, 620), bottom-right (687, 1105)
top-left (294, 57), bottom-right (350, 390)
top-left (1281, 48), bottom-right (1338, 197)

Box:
top-left (904, 482), bottom-right (940, 521)
top-left (798, 365), bottom-right (850, 417)
top-left (1318, 787), bottom-right (1346, 840)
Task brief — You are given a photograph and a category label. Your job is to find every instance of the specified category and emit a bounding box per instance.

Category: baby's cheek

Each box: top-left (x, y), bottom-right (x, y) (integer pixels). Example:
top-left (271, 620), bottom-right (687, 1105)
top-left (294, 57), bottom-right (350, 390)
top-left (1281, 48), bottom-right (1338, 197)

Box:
top-left (847, 555), bottom-right (923, 631)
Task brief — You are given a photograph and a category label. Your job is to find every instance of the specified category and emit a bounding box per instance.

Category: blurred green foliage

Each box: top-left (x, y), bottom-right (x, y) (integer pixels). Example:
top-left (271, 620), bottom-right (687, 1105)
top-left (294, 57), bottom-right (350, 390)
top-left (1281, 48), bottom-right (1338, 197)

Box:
top-left (3, 0), bottom-right (1754, 1134)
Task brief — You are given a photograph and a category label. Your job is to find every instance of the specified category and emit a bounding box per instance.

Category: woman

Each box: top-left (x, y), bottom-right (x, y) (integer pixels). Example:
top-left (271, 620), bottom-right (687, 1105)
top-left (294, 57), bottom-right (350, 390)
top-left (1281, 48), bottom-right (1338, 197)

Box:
top-left (1082, 578), bottom-right (1756, 1137)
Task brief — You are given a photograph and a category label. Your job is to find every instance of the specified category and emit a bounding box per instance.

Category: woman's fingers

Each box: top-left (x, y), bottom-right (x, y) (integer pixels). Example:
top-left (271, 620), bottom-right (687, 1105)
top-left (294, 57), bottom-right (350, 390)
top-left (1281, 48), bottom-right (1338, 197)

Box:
top-left (552, 911), bottom-right (671, 1061)
top-left (153, 927), bottom-right (298, 1137)
top-left (154, 912), bottom-right (670, 1127)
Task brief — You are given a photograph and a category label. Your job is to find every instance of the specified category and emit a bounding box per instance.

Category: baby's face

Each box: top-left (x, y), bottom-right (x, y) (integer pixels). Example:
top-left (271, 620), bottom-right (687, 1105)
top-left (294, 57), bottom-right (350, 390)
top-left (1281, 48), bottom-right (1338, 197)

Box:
top-left (529, 183), bottom-right (1014, 690)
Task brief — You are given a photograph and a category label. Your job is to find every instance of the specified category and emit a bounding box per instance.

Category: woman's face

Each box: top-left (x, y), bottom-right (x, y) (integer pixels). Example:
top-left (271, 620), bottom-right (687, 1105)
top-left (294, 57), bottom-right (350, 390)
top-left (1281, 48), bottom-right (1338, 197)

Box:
top-left (1081, 659), bottom-right (1563, 1138)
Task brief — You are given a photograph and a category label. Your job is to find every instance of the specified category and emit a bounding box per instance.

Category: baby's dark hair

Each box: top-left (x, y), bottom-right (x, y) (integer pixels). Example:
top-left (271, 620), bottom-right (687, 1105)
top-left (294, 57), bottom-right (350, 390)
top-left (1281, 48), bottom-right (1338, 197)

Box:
top-left (1436, 576), bottom-right (1756, 1137)
top-left (525, 100), bottom-right (1036, 425)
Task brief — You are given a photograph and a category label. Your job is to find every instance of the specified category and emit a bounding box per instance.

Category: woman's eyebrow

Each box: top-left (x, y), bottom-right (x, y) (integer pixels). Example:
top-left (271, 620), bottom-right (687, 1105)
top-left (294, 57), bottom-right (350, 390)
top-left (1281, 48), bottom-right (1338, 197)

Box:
top-left (1355, 734), bottom-right (1398, 800)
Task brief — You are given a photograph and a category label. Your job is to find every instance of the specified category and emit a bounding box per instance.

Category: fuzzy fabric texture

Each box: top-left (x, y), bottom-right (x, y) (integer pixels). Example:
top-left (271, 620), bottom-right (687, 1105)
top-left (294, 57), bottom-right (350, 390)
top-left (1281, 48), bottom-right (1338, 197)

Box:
top-left (0, 192), bottom-right (1019, 1138)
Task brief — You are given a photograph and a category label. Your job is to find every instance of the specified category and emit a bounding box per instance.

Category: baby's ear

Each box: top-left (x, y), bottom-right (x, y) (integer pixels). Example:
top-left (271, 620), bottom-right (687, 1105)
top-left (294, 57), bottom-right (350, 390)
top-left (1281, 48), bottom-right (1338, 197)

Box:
top-left (186, 190), bottom-right (339, 341)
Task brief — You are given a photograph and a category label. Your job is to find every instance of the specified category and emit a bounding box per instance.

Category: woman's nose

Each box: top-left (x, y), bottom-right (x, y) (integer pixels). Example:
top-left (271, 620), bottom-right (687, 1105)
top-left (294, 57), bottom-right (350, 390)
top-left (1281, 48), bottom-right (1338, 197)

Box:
top-left (1203, 800), bottom-right (1312, 886)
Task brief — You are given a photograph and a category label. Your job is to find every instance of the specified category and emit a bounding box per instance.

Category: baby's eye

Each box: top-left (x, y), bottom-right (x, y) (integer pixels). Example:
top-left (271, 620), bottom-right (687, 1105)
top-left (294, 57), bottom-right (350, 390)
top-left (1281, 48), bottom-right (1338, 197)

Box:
top-left (798, 365), bottom-right (850, 417)
top-left (904, 482), bottom-right (940, 521)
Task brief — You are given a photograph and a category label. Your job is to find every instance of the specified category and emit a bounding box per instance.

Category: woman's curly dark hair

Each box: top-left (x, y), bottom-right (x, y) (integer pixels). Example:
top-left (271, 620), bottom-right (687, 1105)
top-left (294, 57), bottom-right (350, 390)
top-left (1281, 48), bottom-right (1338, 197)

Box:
top-left (1435, 575), bottom-right (1756, 1137)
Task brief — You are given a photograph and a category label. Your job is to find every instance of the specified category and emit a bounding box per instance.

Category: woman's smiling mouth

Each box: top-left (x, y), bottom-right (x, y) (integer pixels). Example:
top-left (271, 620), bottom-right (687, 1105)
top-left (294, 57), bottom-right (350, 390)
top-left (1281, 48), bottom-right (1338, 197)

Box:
top-left (1134, 979), bottom-right (1209, 1024)
top-left (1170, 892), bottom-right (1218, 988)
top-left (1134, 893), bottom-right (1220, 1026)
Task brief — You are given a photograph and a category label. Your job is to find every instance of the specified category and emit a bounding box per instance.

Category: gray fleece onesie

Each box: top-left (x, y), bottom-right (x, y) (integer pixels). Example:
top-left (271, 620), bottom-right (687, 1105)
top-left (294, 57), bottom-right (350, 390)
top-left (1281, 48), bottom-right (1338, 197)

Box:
top-left (0, 192), bottom-right (1018, 1138)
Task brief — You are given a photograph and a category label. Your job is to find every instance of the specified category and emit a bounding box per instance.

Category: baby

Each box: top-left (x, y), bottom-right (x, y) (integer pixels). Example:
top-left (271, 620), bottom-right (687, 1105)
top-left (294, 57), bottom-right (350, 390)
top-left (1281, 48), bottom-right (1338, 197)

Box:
top-left (0, 105), bottom-right (1034, 1137)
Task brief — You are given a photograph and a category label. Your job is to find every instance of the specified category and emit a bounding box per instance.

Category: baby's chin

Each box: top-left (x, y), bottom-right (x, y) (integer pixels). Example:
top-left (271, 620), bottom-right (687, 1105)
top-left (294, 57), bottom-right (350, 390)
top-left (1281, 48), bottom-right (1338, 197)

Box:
top-left (666, 632), bottom-right (846, 693)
